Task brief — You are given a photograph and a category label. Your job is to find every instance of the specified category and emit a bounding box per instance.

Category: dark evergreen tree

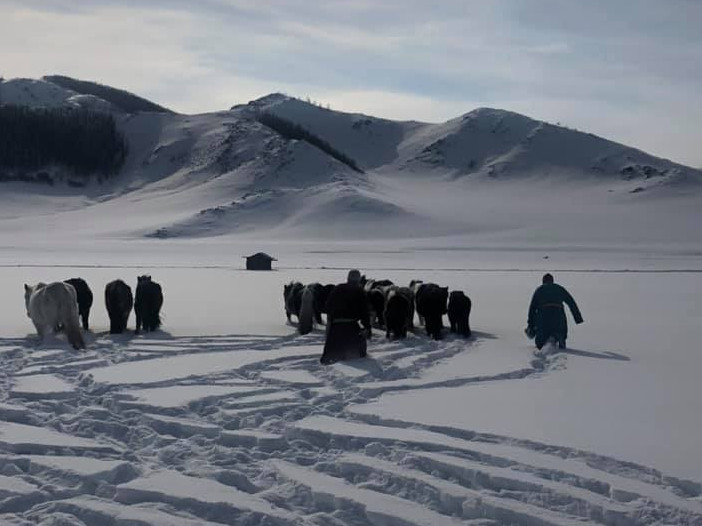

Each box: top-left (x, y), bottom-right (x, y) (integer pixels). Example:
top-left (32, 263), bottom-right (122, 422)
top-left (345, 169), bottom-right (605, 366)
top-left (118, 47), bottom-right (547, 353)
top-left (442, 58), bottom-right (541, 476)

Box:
top-left (0, 105), bottom-right (127, 181)
top-left (257, 111), bottom-right (363, 173)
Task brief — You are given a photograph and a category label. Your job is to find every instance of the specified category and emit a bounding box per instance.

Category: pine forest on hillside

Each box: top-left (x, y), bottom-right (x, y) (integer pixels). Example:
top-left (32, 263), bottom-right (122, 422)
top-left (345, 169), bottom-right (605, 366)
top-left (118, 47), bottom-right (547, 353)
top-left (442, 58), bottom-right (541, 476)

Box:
top-left (0, 105), bottom-right (127, 182)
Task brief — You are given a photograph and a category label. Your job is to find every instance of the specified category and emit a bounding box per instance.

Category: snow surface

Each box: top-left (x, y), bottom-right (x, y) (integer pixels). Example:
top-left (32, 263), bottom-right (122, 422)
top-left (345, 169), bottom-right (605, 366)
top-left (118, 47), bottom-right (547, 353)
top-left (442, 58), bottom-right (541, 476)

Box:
top-left (0, 475), bottom-right (40, 498)
top-left (0, 79), bottom-right (700, 524)
top-left (115, 470), bottom-right (299, 523)
top-left (10, 374), bottom-right (75, 399)
top-left (85, 345), bottom-right (320, 385)
top-left (25, 496), bottom-right (225, 526)
top-left (116, 383), bottom-right (263, 409)
top-left (259, 369), bottom-right (325, 386)
top-left (0, 422), bottom-right (120, 454)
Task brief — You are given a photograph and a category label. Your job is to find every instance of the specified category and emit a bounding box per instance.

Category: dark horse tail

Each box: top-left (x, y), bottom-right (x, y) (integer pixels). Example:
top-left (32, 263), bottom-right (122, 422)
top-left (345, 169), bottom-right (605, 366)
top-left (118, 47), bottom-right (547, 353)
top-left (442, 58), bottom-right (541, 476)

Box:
top-left (105, 280), bottom-right (133, 334)
top-left (144, 308), bottom-right (162, 332)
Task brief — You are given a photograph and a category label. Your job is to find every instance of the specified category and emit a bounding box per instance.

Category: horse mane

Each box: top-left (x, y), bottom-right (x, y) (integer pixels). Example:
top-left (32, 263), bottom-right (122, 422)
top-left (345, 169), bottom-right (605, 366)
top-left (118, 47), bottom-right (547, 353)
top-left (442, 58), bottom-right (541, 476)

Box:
top-left (298, 284), bottom-right (316, 335)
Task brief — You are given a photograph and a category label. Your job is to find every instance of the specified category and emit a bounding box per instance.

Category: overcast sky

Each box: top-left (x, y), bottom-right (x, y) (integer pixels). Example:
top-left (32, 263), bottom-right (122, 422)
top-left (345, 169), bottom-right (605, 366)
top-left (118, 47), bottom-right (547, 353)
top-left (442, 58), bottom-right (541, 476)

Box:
top-left (1, 0), bottom-right (700, 166)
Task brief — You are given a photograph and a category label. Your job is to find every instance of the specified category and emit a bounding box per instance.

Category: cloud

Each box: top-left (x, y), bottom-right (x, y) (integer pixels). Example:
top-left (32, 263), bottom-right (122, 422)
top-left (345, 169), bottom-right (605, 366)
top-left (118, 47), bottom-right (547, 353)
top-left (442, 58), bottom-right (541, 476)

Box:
top-left (0, 0), bottom-right (700, 166)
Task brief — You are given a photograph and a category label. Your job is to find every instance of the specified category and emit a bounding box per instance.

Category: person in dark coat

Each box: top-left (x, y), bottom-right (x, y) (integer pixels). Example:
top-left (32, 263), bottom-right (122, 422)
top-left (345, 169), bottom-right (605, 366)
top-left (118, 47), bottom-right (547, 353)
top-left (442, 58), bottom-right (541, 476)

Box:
top-left (527, 273), bottom-right (583, 350)
top-left (320, 269), bottom-right (371, 365)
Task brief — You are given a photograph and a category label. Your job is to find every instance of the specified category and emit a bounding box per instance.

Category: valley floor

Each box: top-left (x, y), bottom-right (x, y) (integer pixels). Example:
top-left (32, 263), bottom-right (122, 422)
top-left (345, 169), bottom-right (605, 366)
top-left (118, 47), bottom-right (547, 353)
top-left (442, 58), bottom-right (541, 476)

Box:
top-left (0, 249), bottom-right (700, 525)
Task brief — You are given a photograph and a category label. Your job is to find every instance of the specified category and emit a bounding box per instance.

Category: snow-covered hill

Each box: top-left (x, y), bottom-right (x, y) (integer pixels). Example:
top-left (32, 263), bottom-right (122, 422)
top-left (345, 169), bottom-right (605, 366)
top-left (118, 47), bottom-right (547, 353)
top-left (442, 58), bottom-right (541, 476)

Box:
top-left (254, 95), bottom-right (699, 187)
top-left (1, 77), bottom-right (701, 248)
top-left (397, 107), bottom-right (696, 184)
top-left (0, 76), bottom-right (172, 114)
top-left (0, 78), bottom-right (114, 112)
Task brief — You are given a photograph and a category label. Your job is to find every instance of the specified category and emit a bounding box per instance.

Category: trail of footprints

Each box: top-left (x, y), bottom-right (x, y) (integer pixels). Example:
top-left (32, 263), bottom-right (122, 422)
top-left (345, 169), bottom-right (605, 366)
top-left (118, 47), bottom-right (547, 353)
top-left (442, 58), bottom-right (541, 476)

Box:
top-left (0, 331), bottom-right (700, 525)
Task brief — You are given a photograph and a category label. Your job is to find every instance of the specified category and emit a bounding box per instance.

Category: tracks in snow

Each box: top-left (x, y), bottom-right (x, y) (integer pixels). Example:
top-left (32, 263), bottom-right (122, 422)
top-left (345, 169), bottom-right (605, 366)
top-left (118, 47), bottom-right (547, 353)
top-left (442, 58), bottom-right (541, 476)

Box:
top-left (0, 330), bottom-right (700, 525)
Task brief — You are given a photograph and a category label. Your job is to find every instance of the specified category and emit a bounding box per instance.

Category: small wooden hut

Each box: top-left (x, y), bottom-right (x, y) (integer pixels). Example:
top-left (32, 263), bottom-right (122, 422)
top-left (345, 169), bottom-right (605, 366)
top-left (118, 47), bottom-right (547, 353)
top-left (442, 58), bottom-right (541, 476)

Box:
top-left (244, 252), bottom-right (277, 271)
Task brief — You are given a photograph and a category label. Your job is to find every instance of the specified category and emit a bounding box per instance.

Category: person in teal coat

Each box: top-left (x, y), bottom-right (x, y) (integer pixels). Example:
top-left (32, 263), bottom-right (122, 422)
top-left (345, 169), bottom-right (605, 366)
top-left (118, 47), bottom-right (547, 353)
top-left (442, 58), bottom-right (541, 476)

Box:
top-left (527, 273), bottom-right (583, 350)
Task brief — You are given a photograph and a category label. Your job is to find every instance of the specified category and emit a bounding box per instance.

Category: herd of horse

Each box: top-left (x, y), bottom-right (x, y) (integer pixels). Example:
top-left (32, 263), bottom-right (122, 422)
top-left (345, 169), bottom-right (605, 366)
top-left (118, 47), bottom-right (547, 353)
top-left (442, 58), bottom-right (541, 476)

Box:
top-left (284, 276), bottom-right (472, 341)
top-left (23, 276), bottom-right (164, 350)
top-left (22, 271), bottom-right (471, 352)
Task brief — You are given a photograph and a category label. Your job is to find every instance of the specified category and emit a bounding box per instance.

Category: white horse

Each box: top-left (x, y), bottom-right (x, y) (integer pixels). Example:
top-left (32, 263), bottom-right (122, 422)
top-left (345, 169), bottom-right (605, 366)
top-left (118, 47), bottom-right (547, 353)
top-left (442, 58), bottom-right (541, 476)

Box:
top-left (24, 282), bottom-right (85, 350)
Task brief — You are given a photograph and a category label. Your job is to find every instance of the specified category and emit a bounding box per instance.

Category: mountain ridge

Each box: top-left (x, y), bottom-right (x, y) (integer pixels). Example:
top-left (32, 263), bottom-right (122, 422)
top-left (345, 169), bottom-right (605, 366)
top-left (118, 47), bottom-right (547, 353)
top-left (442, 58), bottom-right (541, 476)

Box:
top-left (0, 76), bottom-right (700, 244)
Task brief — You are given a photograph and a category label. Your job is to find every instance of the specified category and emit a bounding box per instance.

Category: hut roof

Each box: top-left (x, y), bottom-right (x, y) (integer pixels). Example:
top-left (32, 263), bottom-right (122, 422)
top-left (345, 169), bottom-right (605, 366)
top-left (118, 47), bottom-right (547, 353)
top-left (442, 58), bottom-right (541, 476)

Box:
top-left (243, 252), bottom-right (277, 261)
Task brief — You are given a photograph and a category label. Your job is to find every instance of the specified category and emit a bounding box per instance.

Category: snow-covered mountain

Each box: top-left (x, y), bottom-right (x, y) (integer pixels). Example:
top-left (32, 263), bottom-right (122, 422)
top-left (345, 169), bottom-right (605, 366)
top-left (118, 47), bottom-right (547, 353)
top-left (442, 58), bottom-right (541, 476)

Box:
top-left (0, 77), bottom-right (111, 111)
top-left (1, 76), bottom-right (700, 248)
top-left (0, 76), bottom-right (171, 113)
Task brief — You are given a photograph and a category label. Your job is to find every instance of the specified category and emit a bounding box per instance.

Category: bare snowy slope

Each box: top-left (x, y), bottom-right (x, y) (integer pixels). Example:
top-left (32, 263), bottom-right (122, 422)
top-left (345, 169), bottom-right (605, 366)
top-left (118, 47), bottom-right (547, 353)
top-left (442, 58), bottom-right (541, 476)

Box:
top-left (403, 107), bottom-right (695, 182)
top-left (257, 95), bottom-right (699, 184)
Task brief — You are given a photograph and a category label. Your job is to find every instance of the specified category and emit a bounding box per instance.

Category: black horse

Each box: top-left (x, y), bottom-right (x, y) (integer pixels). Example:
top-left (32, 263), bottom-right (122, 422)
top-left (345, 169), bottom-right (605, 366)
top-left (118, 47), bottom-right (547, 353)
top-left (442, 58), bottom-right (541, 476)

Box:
top-left (105, 280), bottom-right (133, 334)
top-left (317, 284), bottom-right (336, 318)
top-left (415, 283), bottom-right (449, 340)
top-left (64, 278), bottom-right (93, 331)
top-left (135, 275), bottom-right (163, 333)
top-left (283, 281), bottom-right (304, 323)
top-left (384, 286), bottom-right (414, 339)
top-left (448, 290), bottom-right (472, 337)
top-left (363, 278), bottom-right (394, 328)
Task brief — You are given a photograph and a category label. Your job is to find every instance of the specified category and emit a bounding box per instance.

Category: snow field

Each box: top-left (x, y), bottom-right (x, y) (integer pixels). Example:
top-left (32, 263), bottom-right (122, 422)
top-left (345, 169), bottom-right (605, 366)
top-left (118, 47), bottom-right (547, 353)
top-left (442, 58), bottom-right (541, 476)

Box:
top-left (0, 265), bottom-right (699, 525)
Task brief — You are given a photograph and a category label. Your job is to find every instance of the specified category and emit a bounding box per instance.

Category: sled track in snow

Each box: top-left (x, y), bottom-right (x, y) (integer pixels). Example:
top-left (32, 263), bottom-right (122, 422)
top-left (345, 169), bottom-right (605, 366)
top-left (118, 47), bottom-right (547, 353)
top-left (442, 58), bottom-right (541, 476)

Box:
top-left (0, 330), bottom-right (700, 525)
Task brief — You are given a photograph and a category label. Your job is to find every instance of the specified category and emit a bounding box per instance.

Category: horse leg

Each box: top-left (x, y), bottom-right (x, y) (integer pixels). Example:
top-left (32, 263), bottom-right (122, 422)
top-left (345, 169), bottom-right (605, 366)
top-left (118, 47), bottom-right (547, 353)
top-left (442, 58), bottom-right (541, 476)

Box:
top-left (429, 317), bottom-right (441, 340)
top-left (81, 309), bottom-right (89, 331)
top-left (33, 320), bottom-right (46, 341)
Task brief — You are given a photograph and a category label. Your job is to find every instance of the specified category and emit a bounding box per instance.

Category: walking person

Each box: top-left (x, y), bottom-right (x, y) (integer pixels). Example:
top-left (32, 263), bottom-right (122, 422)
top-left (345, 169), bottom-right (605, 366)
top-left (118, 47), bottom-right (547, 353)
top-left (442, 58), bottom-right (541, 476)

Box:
top-left (320, 269), bottom-right (371, 364)
top-left (527, 273), bottom-right (583, 350)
